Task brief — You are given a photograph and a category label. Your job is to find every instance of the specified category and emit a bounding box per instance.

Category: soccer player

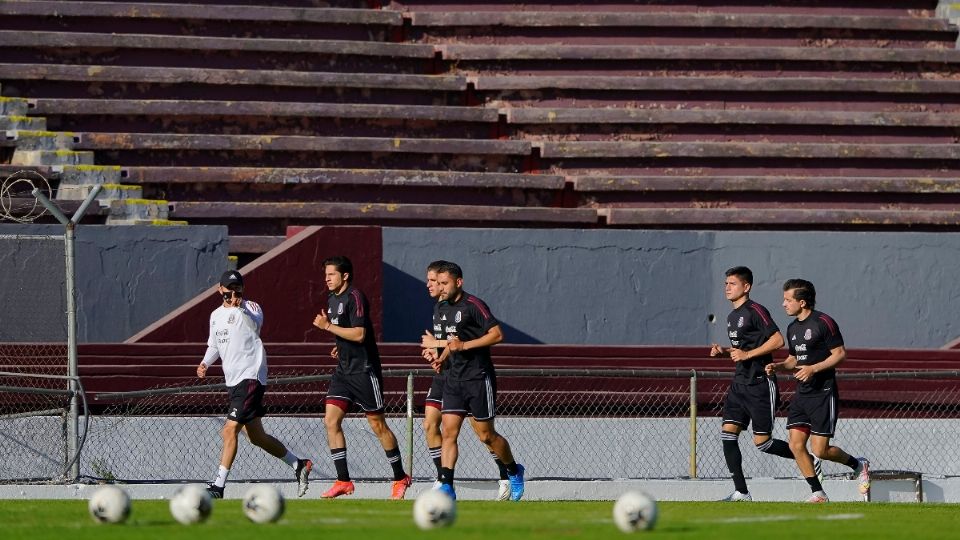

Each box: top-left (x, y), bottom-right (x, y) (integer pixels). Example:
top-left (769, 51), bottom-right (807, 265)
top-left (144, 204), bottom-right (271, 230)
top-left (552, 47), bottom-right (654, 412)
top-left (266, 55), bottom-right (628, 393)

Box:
top-left (420, 260), bottom-right (511, 500)
top-left (197, 270), bottom-right (312, 499)
top-left (766, 278), bottom-right (870, 503)
top-left (710, 266), bottom-right (797, 502)
top-left (419, 261), bottom-right (524, 501)
top-left (312, 255), bottom-right (412, 500)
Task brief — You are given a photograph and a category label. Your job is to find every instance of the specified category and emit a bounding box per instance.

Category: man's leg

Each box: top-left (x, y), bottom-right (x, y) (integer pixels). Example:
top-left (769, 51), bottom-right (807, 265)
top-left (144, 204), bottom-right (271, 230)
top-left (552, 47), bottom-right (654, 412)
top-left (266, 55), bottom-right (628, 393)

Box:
top-left (789, 427), bottom-right (828, 501)
top-left (244, 418), bottom-right (313, 497)
top-left (720, 423), bottom-right (751, 499)
top-left (469, 418), bottom-right (524, 501)
top-left (321, 402), bottom-right (355, 498)
top-left (809, 435), bottom-right (870, 495)
top-left (366, 411), bottom-right (412, 499)
top-left (207, 420), bottom-right (241, 498)
top-left (439, 412), bottom-right (465, 499)
top-left (423, 405), bottom-right (443, 482)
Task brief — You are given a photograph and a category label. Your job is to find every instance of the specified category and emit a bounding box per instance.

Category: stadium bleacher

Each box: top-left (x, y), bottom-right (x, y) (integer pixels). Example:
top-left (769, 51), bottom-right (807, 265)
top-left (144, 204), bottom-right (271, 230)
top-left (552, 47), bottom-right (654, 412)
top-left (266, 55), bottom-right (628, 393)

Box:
top-left (1, 0), bottom-right (958, 248)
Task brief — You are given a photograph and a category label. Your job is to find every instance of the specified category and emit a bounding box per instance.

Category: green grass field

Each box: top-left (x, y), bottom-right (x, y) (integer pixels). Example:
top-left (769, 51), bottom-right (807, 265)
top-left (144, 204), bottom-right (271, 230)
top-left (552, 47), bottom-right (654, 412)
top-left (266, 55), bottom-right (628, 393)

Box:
top-left (3, 499), bottom-right (960, 540)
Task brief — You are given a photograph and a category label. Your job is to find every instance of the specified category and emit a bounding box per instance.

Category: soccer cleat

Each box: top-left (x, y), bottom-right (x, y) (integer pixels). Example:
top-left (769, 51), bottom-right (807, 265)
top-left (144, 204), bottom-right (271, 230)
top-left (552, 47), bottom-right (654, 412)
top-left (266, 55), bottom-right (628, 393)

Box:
top-left (206, 483), bottom-right (224, 499)
top-left (497, 479), bottom-right (511, 501)
top-left (438, 482), bottom-right (456, 501)
top-left (432, 480), bottom-right (443, 491)
top-left (854, 457), bottom-right (871, 495)
top-left (813, 455), bottom-right (824, 483)
top-left (806, 490), bottom-right (829, 503)
top-left (320, 480), bottom-right (355, 499)
top-left (294, 458), bottom-right (312, 498)
top-left (390, 475), bottom-right (412, 500)
top-left (720, 491), bottom-right (753, 502)
top-left (508, 463), bottom-right (525, 501)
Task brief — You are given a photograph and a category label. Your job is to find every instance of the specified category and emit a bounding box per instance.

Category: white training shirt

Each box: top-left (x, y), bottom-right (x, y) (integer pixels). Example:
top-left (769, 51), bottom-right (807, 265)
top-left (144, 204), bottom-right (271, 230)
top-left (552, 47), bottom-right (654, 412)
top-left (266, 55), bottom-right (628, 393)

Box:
top-left (201, 300), bottom-right (268, 387)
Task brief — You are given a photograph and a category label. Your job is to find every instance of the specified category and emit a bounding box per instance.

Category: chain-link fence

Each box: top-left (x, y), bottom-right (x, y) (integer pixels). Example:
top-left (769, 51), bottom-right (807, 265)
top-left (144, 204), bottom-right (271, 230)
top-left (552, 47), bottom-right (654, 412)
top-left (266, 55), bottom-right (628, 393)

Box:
top-left (53, 368), bottom-right (960, 484)
top-left (0, 230), bottom-right (74, 483)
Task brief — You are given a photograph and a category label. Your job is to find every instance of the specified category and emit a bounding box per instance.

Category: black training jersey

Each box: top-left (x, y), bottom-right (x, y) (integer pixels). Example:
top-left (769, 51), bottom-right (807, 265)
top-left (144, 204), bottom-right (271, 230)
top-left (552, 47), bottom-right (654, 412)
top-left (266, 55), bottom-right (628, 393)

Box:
top-left (787, 310), bottom-right (844, 393)
top-left (430, 300), bottom-right (449, 379)
top-left (327, 285), bottom-right (381, 375)
top-left (437, 292), bottom-right (498, 381)
top-left (727, 299), bottom-right (781, 385)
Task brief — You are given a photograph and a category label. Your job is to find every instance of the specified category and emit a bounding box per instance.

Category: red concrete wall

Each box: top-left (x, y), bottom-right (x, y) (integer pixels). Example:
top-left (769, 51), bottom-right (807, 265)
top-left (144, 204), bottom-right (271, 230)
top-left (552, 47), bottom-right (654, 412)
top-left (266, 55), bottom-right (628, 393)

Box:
top-left (127, 225), bottom-right (383, 343)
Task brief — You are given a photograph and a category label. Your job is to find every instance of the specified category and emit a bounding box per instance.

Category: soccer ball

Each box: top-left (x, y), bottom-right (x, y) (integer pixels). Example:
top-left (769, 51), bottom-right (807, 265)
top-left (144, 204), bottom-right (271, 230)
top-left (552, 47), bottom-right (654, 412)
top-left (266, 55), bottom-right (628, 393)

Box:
top-left (169, 484), bottom-right (213, 525)
top-left (412, 489), bottom-right (456, 530)
top-left (612, 490), bottom-right (658, 533)
top-left (242, 484), bottom-right (285, 524)
top-left (88, 485), bottom-right (131, 524)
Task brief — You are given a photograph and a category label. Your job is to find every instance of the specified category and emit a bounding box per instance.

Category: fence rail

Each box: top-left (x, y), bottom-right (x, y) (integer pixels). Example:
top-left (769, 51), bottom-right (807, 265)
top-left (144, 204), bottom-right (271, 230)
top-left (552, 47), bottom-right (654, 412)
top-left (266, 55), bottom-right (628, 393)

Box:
top-left (4, 367), bottom-right (957, 484)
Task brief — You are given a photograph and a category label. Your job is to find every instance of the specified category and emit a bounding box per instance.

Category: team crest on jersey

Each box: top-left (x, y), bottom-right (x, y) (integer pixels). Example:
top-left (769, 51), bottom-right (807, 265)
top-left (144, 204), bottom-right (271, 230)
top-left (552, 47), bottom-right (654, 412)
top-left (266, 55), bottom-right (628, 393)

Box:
top-left (337, 303), bottom-right (344, 315)
top-left (737, 316), bottom-right (744, 328)
top-left (227, 314), bottom-right (236, 325)
top-left (455, 311), bottom-right (462, 323)
top-left (804, 329), bottom-right (812, 340)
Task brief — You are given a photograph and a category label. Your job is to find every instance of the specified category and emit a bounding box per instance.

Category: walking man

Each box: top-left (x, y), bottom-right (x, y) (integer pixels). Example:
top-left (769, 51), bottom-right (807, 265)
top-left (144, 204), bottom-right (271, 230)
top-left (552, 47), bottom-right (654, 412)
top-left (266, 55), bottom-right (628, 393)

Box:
top-left (198, 270), bottom-right (312, 499)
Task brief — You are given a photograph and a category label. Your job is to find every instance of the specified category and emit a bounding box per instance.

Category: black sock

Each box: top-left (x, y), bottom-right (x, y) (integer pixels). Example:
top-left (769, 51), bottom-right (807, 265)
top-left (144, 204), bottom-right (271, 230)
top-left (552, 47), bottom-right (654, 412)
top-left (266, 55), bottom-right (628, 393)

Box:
top-left (806, 475), bottom-right (824, 493)
top-left (491, 451), bottom-right (509, 480)
top-left (429, 446), bottom-right (442, 479)
top-left (845, 455), bottom-right (860, 470)
top-left (440, 466), bottom-right (454, 485)
top-left (722, 434), bottom-right (748, 494)
top-left (756, 438), bottom-right (794, 460)
top-left (385, 447), bottom-right (406, 481)
top-left (331, 447), bottom-right (349, 481)
top-left (504, 461), bottom-right (518, 476)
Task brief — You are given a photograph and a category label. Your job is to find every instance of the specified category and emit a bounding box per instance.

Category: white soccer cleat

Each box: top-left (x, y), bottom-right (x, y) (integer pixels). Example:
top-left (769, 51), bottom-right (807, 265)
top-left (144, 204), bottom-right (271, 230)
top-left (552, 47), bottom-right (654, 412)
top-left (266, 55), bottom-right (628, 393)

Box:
top-left (432, 480), bottom-right (443, 491)
top-left (720, 491), bottom-right (752, 502)
top-left (497, 479), bottom-right (510, 501)
top-left (854, 457), bottom-right (871, 495)
top-left (806, 490), bottom-right (829, 503)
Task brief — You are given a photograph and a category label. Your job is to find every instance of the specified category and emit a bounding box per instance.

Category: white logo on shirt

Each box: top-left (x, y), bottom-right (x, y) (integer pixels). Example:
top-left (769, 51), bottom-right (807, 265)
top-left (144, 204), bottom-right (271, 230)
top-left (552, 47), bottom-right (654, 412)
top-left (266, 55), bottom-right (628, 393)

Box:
top-left (229, 408), bottom-right (237, 417)
top-left (737, 316), bottom-right (744, 328)
top-left (441, 314), bottom-right (447, 321)
top-left (804, 329), bottom-right (813, 340)
top-left (337, 303), bottom-right (344, 315)
top-left (455, 311), bottom-right (462, 323)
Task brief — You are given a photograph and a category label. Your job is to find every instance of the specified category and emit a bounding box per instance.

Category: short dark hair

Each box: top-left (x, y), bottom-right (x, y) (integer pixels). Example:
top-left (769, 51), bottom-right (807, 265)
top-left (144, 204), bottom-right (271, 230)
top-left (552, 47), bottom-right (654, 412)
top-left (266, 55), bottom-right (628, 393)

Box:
top-left (436, 261), bottom-right (463, 280)
top-left (783, 278), bottom-right (816, 309)
top-left (323, 255), bottom-right (353, 282)
top-left (426, 260), bottom-right (448, 272)
top-left (725, 266), bottom-right (753, 285)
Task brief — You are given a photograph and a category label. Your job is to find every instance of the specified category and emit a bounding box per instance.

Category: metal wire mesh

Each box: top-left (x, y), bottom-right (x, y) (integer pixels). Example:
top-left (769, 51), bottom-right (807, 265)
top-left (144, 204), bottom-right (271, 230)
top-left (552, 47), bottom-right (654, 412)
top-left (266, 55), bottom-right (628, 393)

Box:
top-left (0, 232), bottom-right (71, 482)
top-left (69, 368), bottom-right (960, 484)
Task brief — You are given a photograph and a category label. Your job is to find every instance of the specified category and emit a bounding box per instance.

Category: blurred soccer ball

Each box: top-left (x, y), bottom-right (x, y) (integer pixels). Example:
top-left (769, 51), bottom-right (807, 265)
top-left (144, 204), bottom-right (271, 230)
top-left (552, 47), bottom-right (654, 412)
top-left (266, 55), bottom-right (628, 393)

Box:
top-left (413, 489), bottom-right (456, 530)
top-left (242, 484), bottom-right (285, 524)
top-left (612, 490), bottom-right (658, 533)
top-left (169, 484), bottom-right (212, 525)
top-left (88, 485), bottom-right (131, 524)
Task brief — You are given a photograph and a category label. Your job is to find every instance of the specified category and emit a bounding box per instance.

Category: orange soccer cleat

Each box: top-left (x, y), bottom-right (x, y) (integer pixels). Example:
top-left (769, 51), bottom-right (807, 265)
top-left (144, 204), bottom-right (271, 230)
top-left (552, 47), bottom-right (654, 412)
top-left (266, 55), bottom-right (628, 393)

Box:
top-left (390, 475), bottom-right (412, 500)
top-left (321, 480), bottom-right (355, 499)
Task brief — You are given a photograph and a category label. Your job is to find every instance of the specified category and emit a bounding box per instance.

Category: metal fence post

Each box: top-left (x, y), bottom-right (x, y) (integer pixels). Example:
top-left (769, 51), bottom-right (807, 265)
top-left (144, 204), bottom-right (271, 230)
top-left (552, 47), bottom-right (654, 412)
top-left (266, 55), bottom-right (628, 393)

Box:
top-left (406, 372), bottom-right (414, 479)
top-left (689, 369), bottom-right (698, 479)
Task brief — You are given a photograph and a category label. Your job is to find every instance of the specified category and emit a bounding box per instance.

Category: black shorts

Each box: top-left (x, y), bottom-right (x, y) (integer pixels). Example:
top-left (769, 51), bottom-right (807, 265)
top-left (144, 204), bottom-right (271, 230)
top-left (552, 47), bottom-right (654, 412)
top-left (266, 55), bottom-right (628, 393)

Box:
top-left (227, 379), bottom-right (266, 424)
top-left (721, 378), bottom-right (780, 435)
top-left (786, 385), bottom-right (839, 437)
top-left (425, 374), bottom-right (445, 410)
top-left (325, 371), bottom-right (385, 414)
top-left (441, 375), bottom-right (496, 421)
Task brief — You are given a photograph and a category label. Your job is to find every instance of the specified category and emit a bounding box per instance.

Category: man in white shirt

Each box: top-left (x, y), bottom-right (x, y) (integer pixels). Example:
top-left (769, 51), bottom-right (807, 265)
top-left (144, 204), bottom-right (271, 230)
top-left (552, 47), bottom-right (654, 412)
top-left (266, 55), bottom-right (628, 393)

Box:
top-left (197, 270), bottom-right (312, 499)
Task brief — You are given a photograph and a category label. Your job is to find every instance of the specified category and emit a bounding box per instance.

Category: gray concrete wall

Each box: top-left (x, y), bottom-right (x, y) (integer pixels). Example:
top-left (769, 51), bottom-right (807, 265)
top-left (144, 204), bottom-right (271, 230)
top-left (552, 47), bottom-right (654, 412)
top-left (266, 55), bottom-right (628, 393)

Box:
top-left (0, 224), bottom-right (228, 343)
top-left (382, 229), bottom-right (960, 348)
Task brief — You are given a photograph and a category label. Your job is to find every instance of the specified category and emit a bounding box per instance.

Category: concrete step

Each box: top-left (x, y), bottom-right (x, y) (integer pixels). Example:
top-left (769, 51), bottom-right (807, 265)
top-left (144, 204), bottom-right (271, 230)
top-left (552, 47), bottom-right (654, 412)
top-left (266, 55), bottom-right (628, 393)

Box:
top-left (58, 182), bottom-right (143, 202)
top-left (5, 130), bottom-right (76, 150)
top-left (0, 97), bottom-right (30, 116)
top-left (0, 115), bottom-right (46, 131)
top-left (11, 149), bottom-right (94, 166)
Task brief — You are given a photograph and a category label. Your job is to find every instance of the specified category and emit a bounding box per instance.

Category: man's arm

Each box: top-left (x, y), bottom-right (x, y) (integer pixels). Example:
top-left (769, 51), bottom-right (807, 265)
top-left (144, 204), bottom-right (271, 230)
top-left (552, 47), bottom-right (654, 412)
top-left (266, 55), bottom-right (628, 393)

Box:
top-left (447, 324), bottom-right (503, 352)
top-left (313, 309), bottom-right (365, 343)
top-left (730, 332), bottom-right (784, 362)
top-left (794, 345), bottom-right (846, 383)
top-left (197, 318), bottom-right (220, 378)
top-left (766, 354), bottom-right (798, 375)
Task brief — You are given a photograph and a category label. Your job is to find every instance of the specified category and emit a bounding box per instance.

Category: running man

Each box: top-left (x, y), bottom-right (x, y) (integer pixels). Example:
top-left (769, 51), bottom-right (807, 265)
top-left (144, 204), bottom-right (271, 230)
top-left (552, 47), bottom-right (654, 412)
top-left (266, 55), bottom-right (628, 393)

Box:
top-left (312, 256), bottom-right (412, 500)
top-left (421, 260), bottom-right (511, 500)
top-left (710, 266), bottom-right (796, 501)
top-left (420, 261), bottom-right (524, 501)
top-left (766, 278), bottom-right (870, 503)
top-left (197, 270), bottom-right (312, 499)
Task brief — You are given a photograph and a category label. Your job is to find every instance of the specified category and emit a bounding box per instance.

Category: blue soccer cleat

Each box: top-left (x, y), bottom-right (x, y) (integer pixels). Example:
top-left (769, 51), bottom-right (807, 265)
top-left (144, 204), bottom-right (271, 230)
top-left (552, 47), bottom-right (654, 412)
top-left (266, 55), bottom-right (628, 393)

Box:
top-left (438, 482), bottom-right (457, 501)
top-left (508, 463), bottom-right (525, 501)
